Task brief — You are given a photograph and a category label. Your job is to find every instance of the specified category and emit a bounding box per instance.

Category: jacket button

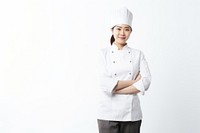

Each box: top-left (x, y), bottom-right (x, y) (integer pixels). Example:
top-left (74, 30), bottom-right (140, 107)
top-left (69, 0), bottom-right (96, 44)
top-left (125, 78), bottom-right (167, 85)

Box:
top-left (114, 73), bottom-right (117, 76)
top-left (113, 61), bottom-right (115, 63)
top-left (129, 73), bottom-right (132, 75)
top-left (130, 61), bottom-right (132, 63)
top-left (128, 51), bottom-right (131, 54)
top-left (112, 51), bottom-right (114, 53)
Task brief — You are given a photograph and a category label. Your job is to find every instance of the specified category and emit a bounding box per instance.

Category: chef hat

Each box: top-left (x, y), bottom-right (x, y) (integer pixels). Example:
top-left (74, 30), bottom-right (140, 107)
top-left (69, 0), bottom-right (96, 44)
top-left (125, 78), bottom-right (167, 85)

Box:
top-left (110, 7), bottom-right (133, 28)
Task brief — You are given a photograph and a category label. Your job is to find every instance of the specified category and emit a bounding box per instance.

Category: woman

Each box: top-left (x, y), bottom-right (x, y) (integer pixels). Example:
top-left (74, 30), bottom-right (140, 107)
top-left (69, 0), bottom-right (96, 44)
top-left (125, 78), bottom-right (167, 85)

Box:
top-left (97, 7), bottom-right (151, 133)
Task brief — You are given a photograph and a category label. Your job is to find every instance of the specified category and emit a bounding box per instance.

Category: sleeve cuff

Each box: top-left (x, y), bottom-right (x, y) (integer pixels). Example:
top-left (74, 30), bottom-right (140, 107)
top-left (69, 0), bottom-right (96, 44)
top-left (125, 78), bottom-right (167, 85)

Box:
top-left (132, 80), bottom-right (145, 95)
top-left (100, 77), bottom-right (118, 94)
top-left (107, 79), bottom-right (118, 93)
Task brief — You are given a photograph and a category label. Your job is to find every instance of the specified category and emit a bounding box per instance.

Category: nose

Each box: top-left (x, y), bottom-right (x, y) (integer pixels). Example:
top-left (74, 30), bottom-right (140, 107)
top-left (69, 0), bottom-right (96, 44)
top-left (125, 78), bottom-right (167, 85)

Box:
top-left (120, 29), bottom-right (125, 35)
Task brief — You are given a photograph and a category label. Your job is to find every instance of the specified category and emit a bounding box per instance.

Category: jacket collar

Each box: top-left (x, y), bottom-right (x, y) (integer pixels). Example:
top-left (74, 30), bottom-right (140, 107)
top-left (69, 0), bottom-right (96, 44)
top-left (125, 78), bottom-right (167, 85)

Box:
top-left (111, 43), bottom-right (129, 51)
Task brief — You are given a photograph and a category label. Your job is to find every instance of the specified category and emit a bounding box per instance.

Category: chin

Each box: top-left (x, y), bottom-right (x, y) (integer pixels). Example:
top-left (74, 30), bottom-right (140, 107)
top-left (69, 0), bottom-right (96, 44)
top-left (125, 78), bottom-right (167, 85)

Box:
top-left (117, 41), bottom-right (126, 45)
top-left (117, 38), bottom-right (127, 43)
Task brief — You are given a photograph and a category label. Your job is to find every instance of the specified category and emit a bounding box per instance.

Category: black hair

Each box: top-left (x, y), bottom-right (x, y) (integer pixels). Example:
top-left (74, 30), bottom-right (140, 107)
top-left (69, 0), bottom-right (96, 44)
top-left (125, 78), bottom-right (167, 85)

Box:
top-left (110, 27), bottom-right (115, 45)
top-left (110, 35), bottom-right (115, 45)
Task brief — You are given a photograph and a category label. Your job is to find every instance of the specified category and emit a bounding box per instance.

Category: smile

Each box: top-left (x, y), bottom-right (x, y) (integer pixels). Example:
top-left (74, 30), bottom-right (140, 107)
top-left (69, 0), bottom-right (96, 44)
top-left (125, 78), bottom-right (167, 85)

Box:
top-left (118, 37), bottom-right (126, 39)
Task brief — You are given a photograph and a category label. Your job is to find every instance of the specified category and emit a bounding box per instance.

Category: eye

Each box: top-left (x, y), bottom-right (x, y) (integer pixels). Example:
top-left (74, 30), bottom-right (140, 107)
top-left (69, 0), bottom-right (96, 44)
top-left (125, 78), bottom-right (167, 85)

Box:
top-left (116, 28), bottom-right (121, 31)
top-left (125, 28), bottom-right (130, 31)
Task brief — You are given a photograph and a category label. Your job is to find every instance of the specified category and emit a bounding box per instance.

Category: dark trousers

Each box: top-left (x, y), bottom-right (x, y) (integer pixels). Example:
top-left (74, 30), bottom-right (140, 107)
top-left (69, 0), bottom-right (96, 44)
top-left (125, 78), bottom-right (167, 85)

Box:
top-left (97, 119), bottom-right (142, 133)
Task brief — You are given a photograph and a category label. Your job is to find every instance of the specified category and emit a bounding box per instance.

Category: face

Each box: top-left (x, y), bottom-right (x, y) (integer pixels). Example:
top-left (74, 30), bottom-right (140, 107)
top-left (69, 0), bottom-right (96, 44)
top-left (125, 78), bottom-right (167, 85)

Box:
top-left (111, 24), bottom-right (132, 45)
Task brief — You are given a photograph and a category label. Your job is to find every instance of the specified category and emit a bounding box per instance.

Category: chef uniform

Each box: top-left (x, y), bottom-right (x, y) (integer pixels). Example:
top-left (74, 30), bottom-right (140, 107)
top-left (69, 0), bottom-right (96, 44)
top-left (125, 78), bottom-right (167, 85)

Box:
top-left (97, 7), bottom-right (151, 133)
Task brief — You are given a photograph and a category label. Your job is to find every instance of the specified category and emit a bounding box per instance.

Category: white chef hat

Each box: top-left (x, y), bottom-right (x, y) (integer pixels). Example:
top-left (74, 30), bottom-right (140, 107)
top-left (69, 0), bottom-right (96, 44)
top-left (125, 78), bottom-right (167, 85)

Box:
top-left (110, 7), bottom-right (133, 28)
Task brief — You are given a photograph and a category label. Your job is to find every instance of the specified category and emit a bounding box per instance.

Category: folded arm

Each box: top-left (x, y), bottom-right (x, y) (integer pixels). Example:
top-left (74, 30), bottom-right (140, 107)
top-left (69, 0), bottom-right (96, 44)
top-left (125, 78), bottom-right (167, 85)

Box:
top-left (98, 50), bottom-right (151, 95)
top-left (113, 74), bottom-right (141, 94)
top-left (113, 52), bottom-right (151, 95)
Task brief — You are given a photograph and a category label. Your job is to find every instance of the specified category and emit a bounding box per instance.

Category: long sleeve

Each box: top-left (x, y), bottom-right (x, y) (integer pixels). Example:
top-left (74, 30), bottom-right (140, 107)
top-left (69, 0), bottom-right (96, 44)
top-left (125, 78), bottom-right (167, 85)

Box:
top-left (98, 50), bottom-right (118, 94)
top-left (133, 52), bottom-right (151, 95)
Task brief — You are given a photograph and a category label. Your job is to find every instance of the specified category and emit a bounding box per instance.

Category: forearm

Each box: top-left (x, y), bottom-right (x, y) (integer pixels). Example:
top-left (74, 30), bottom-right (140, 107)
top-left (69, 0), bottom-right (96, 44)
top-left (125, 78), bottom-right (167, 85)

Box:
top-left (114, 85), bottom-right (140, 94)
top-left (113, 80), bottom-right (136, 91)
top-left (113, 74), bottom-right (141, 93)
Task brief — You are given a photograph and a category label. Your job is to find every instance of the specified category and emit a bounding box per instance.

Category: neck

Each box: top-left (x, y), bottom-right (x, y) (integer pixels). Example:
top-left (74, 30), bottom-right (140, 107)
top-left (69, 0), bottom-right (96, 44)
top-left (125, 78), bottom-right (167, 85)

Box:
top-left (114, 42), bottom-right (127, 50)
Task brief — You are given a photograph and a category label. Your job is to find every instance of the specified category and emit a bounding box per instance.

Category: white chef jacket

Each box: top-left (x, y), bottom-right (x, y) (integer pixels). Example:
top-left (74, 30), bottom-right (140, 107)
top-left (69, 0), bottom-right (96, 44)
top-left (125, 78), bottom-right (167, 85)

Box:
top-left (97, 43), bottom-right (151, 121)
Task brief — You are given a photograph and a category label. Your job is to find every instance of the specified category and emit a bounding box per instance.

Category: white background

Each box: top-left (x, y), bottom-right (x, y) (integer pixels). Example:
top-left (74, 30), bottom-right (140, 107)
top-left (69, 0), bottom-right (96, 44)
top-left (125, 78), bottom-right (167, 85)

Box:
top-left (0, 0), bottom-right (200, 133)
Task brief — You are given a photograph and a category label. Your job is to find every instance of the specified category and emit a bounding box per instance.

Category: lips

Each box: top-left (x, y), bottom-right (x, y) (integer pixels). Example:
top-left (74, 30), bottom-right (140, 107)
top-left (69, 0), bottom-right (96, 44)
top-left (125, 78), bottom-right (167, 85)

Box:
top-left (118, 36), bottom-right (126, 39)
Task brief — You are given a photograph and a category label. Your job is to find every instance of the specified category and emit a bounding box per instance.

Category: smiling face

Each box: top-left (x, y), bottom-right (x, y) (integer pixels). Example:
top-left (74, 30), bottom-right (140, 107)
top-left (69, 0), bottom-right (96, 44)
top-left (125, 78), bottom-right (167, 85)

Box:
top-left (111, 24), bottom-right (132, 46)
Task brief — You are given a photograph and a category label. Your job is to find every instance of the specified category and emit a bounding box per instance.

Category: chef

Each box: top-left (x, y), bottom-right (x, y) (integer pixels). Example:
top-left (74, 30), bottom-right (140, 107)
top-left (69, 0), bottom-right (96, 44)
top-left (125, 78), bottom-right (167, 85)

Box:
top-left (97, 7), bottom-right (151, 133)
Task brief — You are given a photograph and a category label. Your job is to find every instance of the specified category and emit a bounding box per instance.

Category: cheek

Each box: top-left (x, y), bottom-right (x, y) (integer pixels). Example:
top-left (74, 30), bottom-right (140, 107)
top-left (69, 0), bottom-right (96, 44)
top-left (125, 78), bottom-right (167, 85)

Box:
top-left (126, 32), bottom-right (131, 38)
top-left (113, 32), bottom-right (118, 39)
top-left (113, 30), bottom-right (118, 35)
